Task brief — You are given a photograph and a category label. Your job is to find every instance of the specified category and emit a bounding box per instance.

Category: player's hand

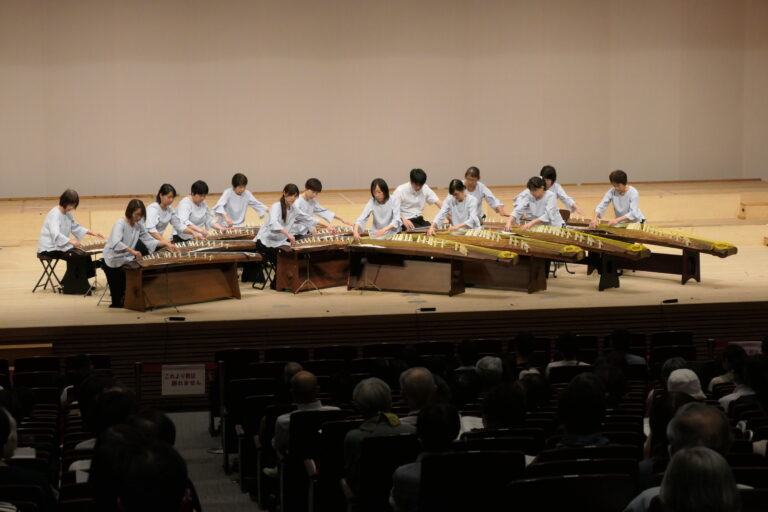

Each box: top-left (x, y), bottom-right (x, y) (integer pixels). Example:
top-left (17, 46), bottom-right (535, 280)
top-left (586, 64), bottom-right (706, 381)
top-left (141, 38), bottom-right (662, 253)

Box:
top-left (522, 221), bottom-right (535, 230)
top-left (373, 228), bottom-right (387, 238)
top-left (168, 243), bottom-right (180, 252)
top-left (426, 227), bottom-right (436, 236)
top-left (403, 219), bottom-right (415, 231)
top-left (588, 219), bottom-right (599, 229)
top-left (353, 232), bottom-right (362, 243)
top-left (607, 219), bottom-right (619, 227)
top-left (326, 226), bottom-right (336, 234)
top-left (288, 235), bottom-right (297, 246)
top-left (225, 217), bottom-right (234, 227)
top-left (505, 219), bottom-right (514, 231)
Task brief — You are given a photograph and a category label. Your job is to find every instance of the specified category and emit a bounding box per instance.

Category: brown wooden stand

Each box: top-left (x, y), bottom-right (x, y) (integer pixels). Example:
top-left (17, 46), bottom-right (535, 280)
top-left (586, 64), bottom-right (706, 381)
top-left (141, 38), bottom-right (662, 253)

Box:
top-left (347, 251), bottom-right (465, 296)
top-left (276, 247), bottom-right (349, 293)
top-left (615, 248), bottom-right (701, 285)
top-left (124, 260), bottom-right (243, 311)
top-left (462, 257), bottom-right (547, 294)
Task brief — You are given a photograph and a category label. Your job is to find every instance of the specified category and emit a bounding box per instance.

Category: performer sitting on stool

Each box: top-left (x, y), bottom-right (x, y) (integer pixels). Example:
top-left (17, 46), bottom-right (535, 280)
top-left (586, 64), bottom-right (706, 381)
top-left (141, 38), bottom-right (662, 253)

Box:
top-left (353, 178), bottom-right (402, 242)
top-left (505, 176), bottom-right (565, 231)
top-left (213, 172), bottom-right (268, 228)
top-left (590, 169), bottom-right (646, 228)
top-left (255, 184), bottom-right (316, 290)
top-left (463, 166), bottom-right (508, 222)
top-left (291, 178), bottom-right (353, 238)
top-left (539, 165), bottom-right (587, 217)
top-left (144, 183), bottom-right (186, 254)
top-left (37, 189), bottom-right (104, 294)
top-left (393, 168), bottom-right (442, 231)
top-left (102, 199), bottom-right (173, 308)
top-left (173, 180), bottom-right (228, 243)
top-left (427, 179), bottom-right (481, 235)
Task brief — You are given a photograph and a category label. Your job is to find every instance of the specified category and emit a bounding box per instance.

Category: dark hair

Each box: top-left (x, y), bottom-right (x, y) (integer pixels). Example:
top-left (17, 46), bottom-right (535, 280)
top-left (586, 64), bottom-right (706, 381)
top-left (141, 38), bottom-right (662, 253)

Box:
top-left (77, 373), bottom-right (116, 435)
top-left (119, 440), bottom-right (189, 512)
top-left (733, 356), bottom-right (768, 394)
top-left (305, 178), bottom-right (322, 192)
top-left (231, 173), bottom-right (248, 188)
top-left (609, 170), bottom-right (628, 185)
top-left (520, 373), bottom-right (551, 411)
top-left (458, 340), bottom-right (480, 367)
top-left (155, 184), bottom-right (177, 205)
top-left (594, 363), bottom-right (627, 407)
top-left (721, 344), bottom-right (747, 365)
top-left (92, 389), bottom-right (139, 436)
top-left (410, 168), bottom-right (427, 186)
top-left (191, 180), bottom-right (209, 195)
top-left (481, 382), bottom-right (526, 428)
top-left (527, 176), bottom-right (546, 191)
top-left (280, 183), bottom-right (300, 222)
top-left (417, 403), bottom-right (460, 452)
top-left (370, 178), bottom-right (390, 202)
top-left (514, 332), bottom-right (537, 358)
top-left (558, 373), bottom-right (606, 435)
top-left (59, 189), bottom-right (80, 209)
top-left (649, 391), bottom-right (696, 456)
top-left (465, 166), bottom-right (480, 179)
top-left (125, 408), bottom-right (177, 446)
top-left (556, 332), bottom-right (579, 360)
top-left (540, 165), bottom-right (557, 183)
top-left (448, 179), bottom-right (466, 194)
top-left (125, 199), bottom-right (147, 221)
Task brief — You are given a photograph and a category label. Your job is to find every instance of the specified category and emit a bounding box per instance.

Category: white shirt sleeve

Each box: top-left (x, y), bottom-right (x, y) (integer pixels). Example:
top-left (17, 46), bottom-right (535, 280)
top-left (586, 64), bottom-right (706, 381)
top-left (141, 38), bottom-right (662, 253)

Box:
top-left (423, 184), bottom-right (439, 205)
top-left (246, 190), bottom-right (268, 218)
top-left (432, 195), bottom-right (452, 226)
top-left (540, 193), bottom-right (560, 224)
top-left (555, 183), bottom-right (577, 211)
top-left (138, 221), bottom-right (159, 252)
top-left (355, 200), bottom-right (374, 230)
top-left (47, 211), bottom-right (72, 248)
top-left (177, 199), bottom-right (193, 227)
top-left (311, 200), bottom-right (335, 223)
top-left (389, 197), bottom-right (403, 230)
top-left (212, 189), bottom-right (231, 216)
top-left (595, 189), bottom-right (613, 216)
top-left (145, 205), bottom-right (162, 234)
top-left (479, 183), bottom-right (503, 211)
top-left (169, 207), bottom-right (187, 235)
top-left (512, 193), bottom-right (529, 220)
top-left (626, 188), bottom-right (644, 221)
top-left (266, 202), bottom-right (285, 232)
top-left (465, 196), bottom-right (481, 228)
top-left (106, 219), bottom-right (129, 253)
top-left (69, 214), bottom-right (88, 240)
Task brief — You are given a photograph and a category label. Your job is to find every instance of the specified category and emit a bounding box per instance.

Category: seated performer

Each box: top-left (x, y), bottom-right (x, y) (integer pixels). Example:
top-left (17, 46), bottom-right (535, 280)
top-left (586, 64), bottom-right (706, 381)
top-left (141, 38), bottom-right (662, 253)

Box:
top-left (505, 176), bottom-right (564, 231)
top-left (37, 189), bottom-right (104, 294)
top-left (463, 166), bottom-right (508, 221)
top-left (539, 165), bottom-right (586, 217)
top-left (145, 184), bottom-right (190, 251)
top-left (255, 184), bottom-right (316, 290)
top-left (393, 168), bottom-right (442, 231)
top-left (353, 178), bottom-right (402, 242)
top-left (426, 179), bottom-right (481, 235)
top-left (291, 178), bottom-right (353, 237)
top-left (174, 180), bottom-right (228, 242)
top-left (589, 170), bottom-right (645, 228)
top-left (102, 199), bottom-right (173, 308)
top-left (213, 173), bottom-right (267, 227)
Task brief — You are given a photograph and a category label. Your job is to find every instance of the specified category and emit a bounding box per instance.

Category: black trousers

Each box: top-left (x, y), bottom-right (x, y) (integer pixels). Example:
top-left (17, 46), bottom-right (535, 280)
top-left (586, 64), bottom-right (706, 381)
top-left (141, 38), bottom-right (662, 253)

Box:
top-left (255, 240), bottom-right (279, 290)
top-left (41, 250), bottom-right (95, 294)
top-left (102, 263), bottom-right (126, 307)
top-left (407, 215), bottom-right (431, 228)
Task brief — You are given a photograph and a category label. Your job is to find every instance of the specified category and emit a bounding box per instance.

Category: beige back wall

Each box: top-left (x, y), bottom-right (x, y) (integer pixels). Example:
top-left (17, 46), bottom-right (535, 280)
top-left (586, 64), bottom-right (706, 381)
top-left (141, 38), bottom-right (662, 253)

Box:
top-left (1, 0), bottom-right (767, 198)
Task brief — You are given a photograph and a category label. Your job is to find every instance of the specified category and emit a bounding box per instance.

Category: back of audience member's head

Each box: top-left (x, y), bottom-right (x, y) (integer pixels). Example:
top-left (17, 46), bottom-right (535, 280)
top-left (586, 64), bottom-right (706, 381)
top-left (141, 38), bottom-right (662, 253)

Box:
top-left (720, 344), bottom-right (747, 371)
top-left (291, 371), bottom-right (319, 404)
top-left (92, 388), bottom-right (139, 436)
top-left (520, 373), bottom-right (551, 411)
top-left (667, 402), bottom-right (732, 456)
top-left (648, 392), bottom-right (696, 456)
top-left (0, 406), bottom-right (17, 458)
top-left (667, 369), bottom-right (706, 400)
top-left (432, 374), bottom-right (452, 405)
top-left (481, 381), bottom-right (526, 429)
top-left (124, 408), bottom-right (177, 446)
top-left (119, 439), bottom-right (189, 512)
top-left (476, 356), bottom-right (503, 389)
top-left (400, 367), bottom-right (436, 411)
top-left (514, 332), bottom-right (537, 359)
top-left (594, 363), bottom-right (627, 406)
top-left (660, 446), bottom-right (740, 512)
top-left (457, 340), bottom-right (480, 367)
top-left (417, 403), bottom-right (460, 453)
top-left (556, 332), bottom-right (579, 361)
top-left (353, 377), bottom-right (392, 419)
top-left (283, 362), bottom-right (304, 384)
top-left (558, 373), bottom-right (606, 436)
top-left (451, 370), bottom-right (480, 408)
top-left (77, 372), bottom-right (117, 432)
top-left (661, 357), bottom-right (688, 384)
top-left (734, 355), bottom-right (768, 397)
top-left (420, 355), bottom-right (449, 382)
top-left (67, 354), bottom-right (95, 384)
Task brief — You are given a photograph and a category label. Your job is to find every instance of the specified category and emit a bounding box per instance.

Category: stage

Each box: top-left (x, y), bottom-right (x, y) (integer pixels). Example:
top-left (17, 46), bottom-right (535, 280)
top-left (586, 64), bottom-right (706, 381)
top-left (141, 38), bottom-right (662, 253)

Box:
top-left (1, 179), bottom-right (767, 406)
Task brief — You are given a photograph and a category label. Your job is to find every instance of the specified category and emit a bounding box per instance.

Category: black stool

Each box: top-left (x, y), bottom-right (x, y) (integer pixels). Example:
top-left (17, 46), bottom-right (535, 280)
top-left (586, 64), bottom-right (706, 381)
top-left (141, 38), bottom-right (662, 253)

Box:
top-left (33, 253), bottom-right (62, 293)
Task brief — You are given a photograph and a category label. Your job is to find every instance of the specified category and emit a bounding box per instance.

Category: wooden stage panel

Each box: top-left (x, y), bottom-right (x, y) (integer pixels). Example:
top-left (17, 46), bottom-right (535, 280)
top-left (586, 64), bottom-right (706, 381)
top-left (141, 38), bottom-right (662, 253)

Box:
top-left (276, 248), bottom-right (349, 293)
top-left (348, 252), bottom-right (464, 296)
top-left (463, 258), bottom-right (547, 294)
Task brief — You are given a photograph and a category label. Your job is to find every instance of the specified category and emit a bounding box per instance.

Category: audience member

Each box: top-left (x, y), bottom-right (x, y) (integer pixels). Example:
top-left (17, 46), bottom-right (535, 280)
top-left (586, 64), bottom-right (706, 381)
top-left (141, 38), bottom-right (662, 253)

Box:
top-left (556, 373), bottom-right (608, 447)
top-left (480, 381), bottom-right (526, 429)
top-left (456, 340), bottom-right (480, 371)
top-left (708, 344), bottom-right (747, 392)
top-left (718, 355), bottom-right (760, 413)
top-left (389, 404), bottom-right (461, 512)
top-left (658, 446), bottom-right (741, 512)
top-left (344, 378), bottom-right (416, 492)
top-left (520, 372), bottom-right (551, 411)
top-left (666, 369), bottom-right (706, 400)
top-left (545, 332), bottom-right (589, 378)
top-left (512, 332), bottom-right (540, 378)
top-left (594, 362), bottom-right (627, 407)
top-left (609, 329), bottom-right (646, 366)
top-left (399, 367), bottom-right (436, 425)
top-left (475, 356), bottom-right (503, 390)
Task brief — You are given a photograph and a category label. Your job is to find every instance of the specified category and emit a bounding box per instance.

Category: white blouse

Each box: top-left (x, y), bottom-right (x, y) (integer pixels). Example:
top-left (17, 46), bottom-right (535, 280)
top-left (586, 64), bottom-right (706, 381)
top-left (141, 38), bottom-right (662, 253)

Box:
top-left (291, 195), bottom-right (335, 236)
top-left (393, 182), bottom-right (439, 219)
top-left (433, 194), bottom-right (481, 230)
top-left (37, 207), bottom-right (88, 253)
top-left (174, 197), bottom-right (216, 240)
top-left (355, 198), bottom-right (402, 237)
top-left (512, 190), bottom-right (564, 226)
top-left (212, 188), bottom-right (267, 227)
top-left (464, 181), bottom-right (503, 217)
top-left (145, 202), bottom-right (186, 236)
top-left (103, 218), bottom-right (158, 268)
top-left (256, 201), bottom-right (316, 248)
top-left (595, 186), bottom-right (645, 223)
top-left (549, 182), bottom-right (577, 212)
